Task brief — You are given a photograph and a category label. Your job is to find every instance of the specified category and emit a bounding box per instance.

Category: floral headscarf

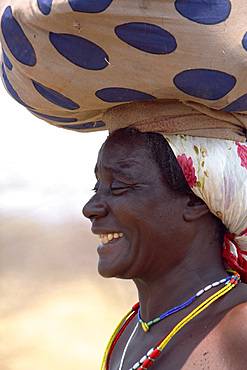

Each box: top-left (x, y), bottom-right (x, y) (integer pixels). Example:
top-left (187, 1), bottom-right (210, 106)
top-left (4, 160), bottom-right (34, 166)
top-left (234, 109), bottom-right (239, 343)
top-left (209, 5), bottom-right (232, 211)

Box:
top-left (163, 134), bottom-right (247, 282)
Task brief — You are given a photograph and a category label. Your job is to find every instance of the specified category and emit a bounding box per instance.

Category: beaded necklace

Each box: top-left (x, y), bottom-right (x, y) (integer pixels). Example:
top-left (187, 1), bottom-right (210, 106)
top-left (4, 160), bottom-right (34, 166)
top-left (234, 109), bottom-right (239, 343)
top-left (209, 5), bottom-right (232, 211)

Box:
top-left (138, 275), bottom-right (231, 332)
top-left (101, 272), bottom-right (240, 370)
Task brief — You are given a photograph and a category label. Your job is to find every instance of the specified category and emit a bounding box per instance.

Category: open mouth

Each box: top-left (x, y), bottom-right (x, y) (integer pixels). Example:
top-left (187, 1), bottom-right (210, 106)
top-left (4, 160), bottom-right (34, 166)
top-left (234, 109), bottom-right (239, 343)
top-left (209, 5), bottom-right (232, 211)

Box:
top-left (98, 232), bottom-right (124, 245)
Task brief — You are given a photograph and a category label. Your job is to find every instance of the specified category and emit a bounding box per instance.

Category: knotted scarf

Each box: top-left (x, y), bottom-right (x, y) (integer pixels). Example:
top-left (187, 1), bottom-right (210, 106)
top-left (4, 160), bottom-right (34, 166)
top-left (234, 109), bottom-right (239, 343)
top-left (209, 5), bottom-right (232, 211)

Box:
top-left (163, 134), bottom-right (247, 283)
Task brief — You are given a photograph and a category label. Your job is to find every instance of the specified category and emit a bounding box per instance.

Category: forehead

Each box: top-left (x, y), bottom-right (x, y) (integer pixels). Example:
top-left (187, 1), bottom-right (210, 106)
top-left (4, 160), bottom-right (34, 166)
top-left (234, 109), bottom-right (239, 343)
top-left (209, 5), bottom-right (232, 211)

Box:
top-left (95, 133), bottom-right (154, 176)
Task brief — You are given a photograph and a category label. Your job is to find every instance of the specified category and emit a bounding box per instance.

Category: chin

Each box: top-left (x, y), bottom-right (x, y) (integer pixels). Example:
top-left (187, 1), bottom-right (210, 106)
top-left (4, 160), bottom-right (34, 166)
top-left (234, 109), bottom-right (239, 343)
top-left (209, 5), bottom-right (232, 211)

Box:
top-left (98, 261), bottom-right (118, 278)
top-left (97, 261), bottom-right (131, 280)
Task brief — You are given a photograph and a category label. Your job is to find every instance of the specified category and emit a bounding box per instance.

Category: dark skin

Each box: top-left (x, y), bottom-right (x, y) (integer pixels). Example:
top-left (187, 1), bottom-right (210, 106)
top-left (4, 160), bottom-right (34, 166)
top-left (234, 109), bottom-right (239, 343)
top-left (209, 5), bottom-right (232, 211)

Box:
top-left (83, 131), bottom-right (247, 369)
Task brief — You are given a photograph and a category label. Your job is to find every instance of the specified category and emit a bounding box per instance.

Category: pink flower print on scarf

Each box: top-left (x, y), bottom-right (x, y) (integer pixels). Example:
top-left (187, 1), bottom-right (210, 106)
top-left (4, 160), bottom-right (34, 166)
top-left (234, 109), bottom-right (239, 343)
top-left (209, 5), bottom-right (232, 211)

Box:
top-left (236, 142), bottom-right (247, 170)
top-left (177, 153), bottom-right (197, 187)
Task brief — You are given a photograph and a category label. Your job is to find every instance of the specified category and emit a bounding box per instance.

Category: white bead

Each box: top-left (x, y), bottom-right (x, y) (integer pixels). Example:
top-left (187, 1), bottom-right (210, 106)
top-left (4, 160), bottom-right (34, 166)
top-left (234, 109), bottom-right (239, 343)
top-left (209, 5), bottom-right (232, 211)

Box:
top-left (140, 355), bottom-right (147, 363)
top-left (220, 278), bottom-right (226, 283)
top-left (147, 348), bottom-right (154, 356)
top-left (212, 281), bottom-right (220, 286)
top-left (132, 362), bottom-right (140, 369)
top-left (204, 284), bottom-right (212, 291)
top-left (196, 289), bottom-right (204, 297)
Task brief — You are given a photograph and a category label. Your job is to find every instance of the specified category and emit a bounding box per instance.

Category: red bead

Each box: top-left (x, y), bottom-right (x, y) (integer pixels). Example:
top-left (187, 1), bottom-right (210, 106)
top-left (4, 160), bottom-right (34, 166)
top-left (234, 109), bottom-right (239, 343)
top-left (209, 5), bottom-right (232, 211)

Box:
top-left (132, 302), bottom-right (140, 311)
top-left (142, 358), bottom-right (153, 368)
top-left (229, 278), bottom-right (237, 285)
top-left (149, 348), bottom-right (161, 360)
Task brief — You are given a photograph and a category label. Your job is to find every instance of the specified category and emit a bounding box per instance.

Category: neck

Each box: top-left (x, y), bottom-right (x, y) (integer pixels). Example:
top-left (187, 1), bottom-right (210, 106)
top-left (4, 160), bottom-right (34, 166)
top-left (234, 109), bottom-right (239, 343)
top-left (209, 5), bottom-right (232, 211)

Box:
top-left (133, 255), bottom-right (227, 323)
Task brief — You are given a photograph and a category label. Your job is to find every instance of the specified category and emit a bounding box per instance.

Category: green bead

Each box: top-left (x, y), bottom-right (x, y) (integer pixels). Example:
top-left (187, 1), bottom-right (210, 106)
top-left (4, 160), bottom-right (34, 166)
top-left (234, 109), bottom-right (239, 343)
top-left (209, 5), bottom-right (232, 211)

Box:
top-left (153, 318), bottom-right (160, 324)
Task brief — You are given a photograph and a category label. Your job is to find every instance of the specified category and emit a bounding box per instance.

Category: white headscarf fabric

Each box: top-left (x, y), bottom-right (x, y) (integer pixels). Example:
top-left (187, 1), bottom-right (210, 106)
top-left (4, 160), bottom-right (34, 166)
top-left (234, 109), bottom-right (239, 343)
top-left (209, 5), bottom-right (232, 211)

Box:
top-left (163, 134), bottom-right (247, 282)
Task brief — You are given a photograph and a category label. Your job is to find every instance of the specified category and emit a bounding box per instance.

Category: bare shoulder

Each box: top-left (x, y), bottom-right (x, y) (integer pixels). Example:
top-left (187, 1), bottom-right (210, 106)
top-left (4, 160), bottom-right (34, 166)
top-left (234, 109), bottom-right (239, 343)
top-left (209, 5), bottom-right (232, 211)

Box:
top-left (184, 287), bottom-right (247, 369)
top-left (214, 302), bottom-right (247, 367)
top-left (219, 301), bottom-right (247, 341)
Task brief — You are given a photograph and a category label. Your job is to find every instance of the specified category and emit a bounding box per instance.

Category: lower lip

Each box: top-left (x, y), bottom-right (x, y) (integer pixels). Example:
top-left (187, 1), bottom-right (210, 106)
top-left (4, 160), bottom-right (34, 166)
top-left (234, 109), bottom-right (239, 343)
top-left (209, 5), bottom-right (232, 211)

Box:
top-left (97, 237), bottom-right (123, 254)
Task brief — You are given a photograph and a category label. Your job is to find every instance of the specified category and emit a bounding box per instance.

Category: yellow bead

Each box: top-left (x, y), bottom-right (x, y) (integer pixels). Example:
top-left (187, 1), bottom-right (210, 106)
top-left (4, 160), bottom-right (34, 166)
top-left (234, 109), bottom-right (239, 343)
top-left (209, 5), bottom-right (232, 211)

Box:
top-left (142, 322), bottom-right (149, 332)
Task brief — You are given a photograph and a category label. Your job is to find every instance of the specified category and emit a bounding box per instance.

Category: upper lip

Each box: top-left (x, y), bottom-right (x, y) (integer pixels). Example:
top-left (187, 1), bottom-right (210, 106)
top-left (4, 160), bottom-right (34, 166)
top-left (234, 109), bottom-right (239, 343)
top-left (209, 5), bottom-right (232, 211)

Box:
top-left (91, 228), bottom-right (122, 235)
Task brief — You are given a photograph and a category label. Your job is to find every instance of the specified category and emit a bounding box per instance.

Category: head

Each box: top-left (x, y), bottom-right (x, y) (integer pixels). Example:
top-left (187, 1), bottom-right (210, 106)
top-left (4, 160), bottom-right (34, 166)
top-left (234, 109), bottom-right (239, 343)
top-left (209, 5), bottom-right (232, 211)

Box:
top-left (83, 128), bottom-right (225, 280)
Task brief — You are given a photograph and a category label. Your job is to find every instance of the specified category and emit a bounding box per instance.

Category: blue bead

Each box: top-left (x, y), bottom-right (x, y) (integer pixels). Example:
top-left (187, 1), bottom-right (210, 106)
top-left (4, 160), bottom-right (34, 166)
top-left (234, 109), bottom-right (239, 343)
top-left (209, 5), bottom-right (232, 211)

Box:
top-left (1, 63), bottom-right (33, 108)
top-left (58, 121), bottom-right (106, 130)
top-left (115, 22), bottom-right (177, 54)
top-left (68, 0), bottom-right (113, 13)
top-left (175, 0), bottom-right (231, 25)
top-left (49, 32), bottom-right (109, 70)
top-left (223, 93), bottom-right (247, 112)
top-left (37, 0), bottom-right (53, 15)
top-left (32, 80), bottom-right (80, 110)
top-left (173, 69), bottom-right (236, 100)
top-left (1, 6), bottom-right (36, 66)
top-left (2, 47), bottom-right (12, 70)
top-left (29, 110), bottom-right (78, 123)
top-left (96, 87), bottom-right (156, 103)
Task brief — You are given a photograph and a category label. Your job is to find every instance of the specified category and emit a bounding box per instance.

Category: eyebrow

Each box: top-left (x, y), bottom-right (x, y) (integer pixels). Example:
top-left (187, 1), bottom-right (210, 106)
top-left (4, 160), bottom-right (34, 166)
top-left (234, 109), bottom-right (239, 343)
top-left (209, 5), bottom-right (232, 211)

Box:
top-left (94, 159), bottom-right (141, 176)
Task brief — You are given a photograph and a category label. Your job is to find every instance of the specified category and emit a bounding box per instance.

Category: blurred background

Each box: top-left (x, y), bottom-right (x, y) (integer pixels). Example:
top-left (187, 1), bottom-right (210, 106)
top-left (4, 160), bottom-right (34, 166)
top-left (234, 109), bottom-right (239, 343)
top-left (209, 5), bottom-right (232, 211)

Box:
top-left (0, 82), bottom-right (137, 369)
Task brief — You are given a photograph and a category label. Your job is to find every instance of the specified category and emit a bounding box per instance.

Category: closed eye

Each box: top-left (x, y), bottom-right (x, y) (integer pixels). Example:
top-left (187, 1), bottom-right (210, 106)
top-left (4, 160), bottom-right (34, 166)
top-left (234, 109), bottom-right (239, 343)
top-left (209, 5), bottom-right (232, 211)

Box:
top-left (111, 186), bottom-right (130, 195)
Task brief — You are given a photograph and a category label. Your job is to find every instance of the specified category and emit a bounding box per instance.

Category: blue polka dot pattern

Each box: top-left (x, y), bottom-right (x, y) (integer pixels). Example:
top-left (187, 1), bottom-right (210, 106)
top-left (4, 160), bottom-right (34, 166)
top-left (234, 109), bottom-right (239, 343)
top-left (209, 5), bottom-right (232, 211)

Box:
top-left (32, 80), bottom-right (79, 110)
top-left (2, 47), bottom-right (12, 70)
top-left (175, 0), bottom-right (231, 25)
top-left (49, 32), bottom-right (109, 70)
top-left (223, 94), bottom-right (247, 112)
top-left (96, 88), bottom-right (156, 103)
top-left (242, 32), bottom-right (247, 51)
top-left (68, 0), bottom-right (113, 13)
top-left (37, 0), bottom-right (53, 15)
top-left (30, 110), bottom-right (78, 123)
top-left (115, 23), bottom-right (177, 54)
top-left (2, 63), bottom-right (33, 109)
top-left (174, 69), bottom-right (236, 100)
top-left (1, 6), bottom-right (36, 66)
top-left (58, 121), bottom-right (106, 130)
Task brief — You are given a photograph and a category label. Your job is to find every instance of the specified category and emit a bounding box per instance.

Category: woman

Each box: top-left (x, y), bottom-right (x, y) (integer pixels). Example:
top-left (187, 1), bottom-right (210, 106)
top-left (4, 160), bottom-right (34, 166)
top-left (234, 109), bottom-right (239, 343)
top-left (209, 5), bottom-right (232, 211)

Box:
top-left (83, 128), bottom-right (247, 369)
top-left (1, 0), bottom-right (247, 368)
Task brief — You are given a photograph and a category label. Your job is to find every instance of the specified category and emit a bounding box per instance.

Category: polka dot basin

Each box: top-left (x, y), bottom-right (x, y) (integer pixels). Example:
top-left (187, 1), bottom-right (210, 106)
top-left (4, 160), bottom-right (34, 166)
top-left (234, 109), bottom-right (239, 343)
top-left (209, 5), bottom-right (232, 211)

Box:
top-left (175, 0), bottom-right (231, 25)
top-left (2, 47), bottom-right (12, 70)
top-left (115, 23), bottom-right (177, 54)
top-left (242, 32), bottom-right (247, 51)
top-left (58, 121), bottom-right (106, 130)
top-left (223, 94), bottom-right (247, 112)
top-left (49, 32), bottom-right (109, 70)
top-left (0, 0), bottom-right (247, 132)
top-left (174, 69), bottom-right (236, 100)
top-left (32, 80), bottom-right (80, 110)
top-left (30, 110), bottom-right (78, 123)
top-left (1, 6), bottom-right (36, 66)
top-left (68, 0), bottom-right (113, 13)
top-left (37, 0), bottom-right (53, 15)
top-left (2, 63), bottom-right (33, 109)
top-left (96, 88), bottom-right (156, 103)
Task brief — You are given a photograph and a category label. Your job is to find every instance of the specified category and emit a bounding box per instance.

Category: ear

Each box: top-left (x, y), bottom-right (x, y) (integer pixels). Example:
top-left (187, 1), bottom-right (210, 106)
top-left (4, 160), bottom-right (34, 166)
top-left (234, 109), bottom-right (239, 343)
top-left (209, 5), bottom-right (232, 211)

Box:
top-left (183, 194), bottom-right (210, 222)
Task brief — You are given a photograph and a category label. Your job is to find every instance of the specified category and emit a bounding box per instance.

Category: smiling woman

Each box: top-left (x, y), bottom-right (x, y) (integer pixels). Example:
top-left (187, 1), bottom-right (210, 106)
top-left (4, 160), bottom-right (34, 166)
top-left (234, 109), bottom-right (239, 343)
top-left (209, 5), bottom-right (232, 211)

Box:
top-left (83, 128), bottom-right (247, 370)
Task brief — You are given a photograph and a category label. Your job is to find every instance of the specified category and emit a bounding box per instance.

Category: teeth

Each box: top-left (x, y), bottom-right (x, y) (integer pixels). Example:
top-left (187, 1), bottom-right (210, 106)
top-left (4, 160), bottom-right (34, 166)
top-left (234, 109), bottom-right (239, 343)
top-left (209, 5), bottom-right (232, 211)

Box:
top-left (98, 232), bottom-right (124, 245)
top-left (108, 233), bottom-right (113, 241)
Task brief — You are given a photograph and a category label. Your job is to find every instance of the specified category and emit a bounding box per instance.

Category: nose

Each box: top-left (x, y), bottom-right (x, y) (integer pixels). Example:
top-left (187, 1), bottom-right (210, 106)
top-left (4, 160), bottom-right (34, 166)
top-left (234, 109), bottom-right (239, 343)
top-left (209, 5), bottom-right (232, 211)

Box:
top-left (82, 193), bottom-right (109, 221)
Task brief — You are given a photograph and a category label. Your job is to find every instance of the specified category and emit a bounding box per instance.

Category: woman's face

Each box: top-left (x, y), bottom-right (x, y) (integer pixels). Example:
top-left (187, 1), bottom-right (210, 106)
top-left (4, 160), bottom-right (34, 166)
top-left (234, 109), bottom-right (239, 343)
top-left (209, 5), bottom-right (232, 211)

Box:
top-left (83, 132), bottom-right (188, 280)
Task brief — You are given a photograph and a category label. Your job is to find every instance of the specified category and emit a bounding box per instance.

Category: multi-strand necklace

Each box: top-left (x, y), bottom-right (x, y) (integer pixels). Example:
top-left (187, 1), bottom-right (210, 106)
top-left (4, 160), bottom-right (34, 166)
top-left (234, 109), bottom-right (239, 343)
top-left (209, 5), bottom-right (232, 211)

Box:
top-left (101, 272), bottom-right (240, 370)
